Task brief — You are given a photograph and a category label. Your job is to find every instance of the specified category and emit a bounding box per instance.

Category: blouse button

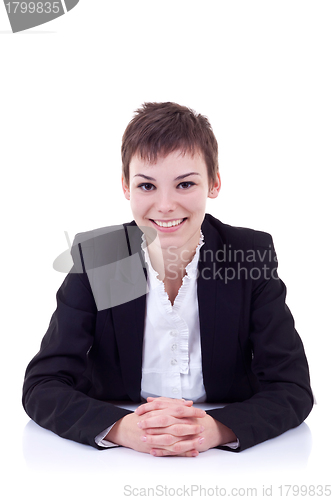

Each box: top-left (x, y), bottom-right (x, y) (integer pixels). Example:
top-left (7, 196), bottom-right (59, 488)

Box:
top-left (171, 359), bottom-right (178, 366)
top-left (170, 331), bottom-right (178, 337)
top-left (172, 387), bottom-right (179, 394)
top-left (171, 344), bottom-right (178, 351)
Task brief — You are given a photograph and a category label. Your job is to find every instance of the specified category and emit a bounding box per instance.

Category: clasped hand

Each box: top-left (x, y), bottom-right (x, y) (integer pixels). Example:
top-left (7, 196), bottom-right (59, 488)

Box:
top-left (106, 396), bottom-right (229, 457)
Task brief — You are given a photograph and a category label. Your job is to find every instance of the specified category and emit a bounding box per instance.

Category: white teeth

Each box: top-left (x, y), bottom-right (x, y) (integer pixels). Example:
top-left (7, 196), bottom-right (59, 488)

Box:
top-left (154, 218), bottom-right (184, 228)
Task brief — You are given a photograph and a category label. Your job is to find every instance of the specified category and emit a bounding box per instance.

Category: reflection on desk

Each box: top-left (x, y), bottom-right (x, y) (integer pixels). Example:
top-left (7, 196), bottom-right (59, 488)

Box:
top-left (22, 403), bottom-right (312, 478)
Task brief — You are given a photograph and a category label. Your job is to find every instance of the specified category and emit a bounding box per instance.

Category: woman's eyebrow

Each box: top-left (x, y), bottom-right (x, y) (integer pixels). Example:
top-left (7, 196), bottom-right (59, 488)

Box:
top-left (133, 172), bottom-right (200, 181)
top-left (174, 172), bottom-right (200, 181)
top-left (133, 174), bottom-right (156, 180)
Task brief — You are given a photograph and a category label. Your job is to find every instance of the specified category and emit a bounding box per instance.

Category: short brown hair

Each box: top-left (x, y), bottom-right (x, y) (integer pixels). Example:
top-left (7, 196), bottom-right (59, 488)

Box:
top-left (121, 102), bottom-right (219, 187)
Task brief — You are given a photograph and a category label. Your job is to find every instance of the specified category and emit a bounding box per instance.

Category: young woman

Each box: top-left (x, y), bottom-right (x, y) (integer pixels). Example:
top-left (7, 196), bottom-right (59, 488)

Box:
top-left (23, 102), bottom-right (313, 457)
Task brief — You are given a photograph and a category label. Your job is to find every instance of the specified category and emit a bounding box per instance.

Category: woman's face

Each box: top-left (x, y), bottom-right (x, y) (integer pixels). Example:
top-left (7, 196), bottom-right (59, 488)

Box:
top-left (122, 150), bottom-right (220, 253)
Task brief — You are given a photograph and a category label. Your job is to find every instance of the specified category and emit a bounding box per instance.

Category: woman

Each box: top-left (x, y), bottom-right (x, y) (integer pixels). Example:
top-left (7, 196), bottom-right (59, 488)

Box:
top-left (23, 102), bottom-right (313, 457)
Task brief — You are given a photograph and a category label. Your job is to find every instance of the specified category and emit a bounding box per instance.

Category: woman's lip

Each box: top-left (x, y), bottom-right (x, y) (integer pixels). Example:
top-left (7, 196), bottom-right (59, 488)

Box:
top-left (151, 218), bottom-right (187, 222)
top-left (149, 218), bottom-right (187, 232)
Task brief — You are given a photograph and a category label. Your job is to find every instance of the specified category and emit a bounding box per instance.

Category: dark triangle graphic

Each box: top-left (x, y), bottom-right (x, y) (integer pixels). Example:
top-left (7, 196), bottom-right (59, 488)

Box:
top-left (64, 0), bottom-right (80, 12)
top-left (3, 0), bottom-right (80, 33)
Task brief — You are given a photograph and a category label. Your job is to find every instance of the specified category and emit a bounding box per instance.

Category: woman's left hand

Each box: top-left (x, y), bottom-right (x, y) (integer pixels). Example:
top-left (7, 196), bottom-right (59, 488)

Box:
top-left (135, 397), bottom-right (236, 457)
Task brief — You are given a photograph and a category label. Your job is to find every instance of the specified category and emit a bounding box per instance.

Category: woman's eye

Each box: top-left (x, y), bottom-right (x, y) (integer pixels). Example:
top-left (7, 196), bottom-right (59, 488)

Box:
top-left (177, 181), bottom-right (195, 189)
top-left (138, 183), bottom-right (155, 191)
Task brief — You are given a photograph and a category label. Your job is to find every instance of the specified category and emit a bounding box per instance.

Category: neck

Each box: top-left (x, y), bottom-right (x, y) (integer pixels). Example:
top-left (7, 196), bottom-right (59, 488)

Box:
top-left (145, 231), bottom-right (201, 282)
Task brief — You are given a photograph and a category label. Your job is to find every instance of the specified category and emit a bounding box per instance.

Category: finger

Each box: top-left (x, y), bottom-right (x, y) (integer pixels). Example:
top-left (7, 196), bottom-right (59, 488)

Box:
top-left (145, 423), bottom-right (205, 436)
top-left (145, 435), bottom-right (205, 455)
top-left (135, 398), bottom-right (193, 415)
top-left (140, 405), bottom-right (206, 421)
top-left (150, 448), bottom-right (199, 457)
top-left (139, 415), bottom-right (199, 431)
top-left (141, 433), bottom-right (190, 447)
top-left (137, 414), bottom-right (177, 429)
top-left (146, 397), bottom-right (193, 405)
top-left (165, 436), bottom-right (205, 454)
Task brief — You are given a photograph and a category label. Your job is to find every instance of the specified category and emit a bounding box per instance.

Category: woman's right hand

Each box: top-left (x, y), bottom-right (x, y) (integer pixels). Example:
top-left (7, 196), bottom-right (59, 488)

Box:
top-left (105, 397), bottom-right (206, 457)
top-left (105, 411), bottom-right (153, 454)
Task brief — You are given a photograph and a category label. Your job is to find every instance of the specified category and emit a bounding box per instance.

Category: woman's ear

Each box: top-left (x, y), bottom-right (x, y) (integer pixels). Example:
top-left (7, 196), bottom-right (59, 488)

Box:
top-left (122, 176), bottom-right (130, 200)
top-left (208, 172), bottom-right (221, 199)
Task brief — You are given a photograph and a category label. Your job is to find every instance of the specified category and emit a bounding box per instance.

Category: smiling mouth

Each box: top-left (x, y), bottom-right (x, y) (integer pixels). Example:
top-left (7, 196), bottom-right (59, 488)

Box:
top-left (150, 218), bottom-right (187, 228)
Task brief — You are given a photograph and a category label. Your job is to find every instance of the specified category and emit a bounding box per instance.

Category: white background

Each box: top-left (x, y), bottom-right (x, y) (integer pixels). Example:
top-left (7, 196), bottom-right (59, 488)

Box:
top-left (1, 1), bottom-right (332, 498)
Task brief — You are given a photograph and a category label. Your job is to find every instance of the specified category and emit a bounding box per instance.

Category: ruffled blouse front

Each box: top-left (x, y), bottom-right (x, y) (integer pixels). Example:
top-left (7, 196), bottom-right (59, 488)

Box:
top-left (140, 233), bottom-right (207, 402)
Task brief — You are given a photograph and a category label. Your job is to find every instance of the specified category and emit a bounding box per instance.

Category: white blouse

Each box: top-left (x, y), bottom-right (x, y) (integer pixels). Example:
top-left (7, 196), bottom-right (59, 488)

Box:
top-left (140, 232), bottom-right (207, 403)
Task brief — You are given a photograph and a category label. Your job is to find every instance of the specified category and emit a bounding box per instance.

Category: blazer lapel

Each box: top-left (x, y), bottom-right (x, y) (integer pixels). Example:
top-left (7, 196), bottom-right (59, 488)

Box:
top-left (198, 217), bottom-right (242, 401)
top-left (109, 222), bottom-right (147, 402)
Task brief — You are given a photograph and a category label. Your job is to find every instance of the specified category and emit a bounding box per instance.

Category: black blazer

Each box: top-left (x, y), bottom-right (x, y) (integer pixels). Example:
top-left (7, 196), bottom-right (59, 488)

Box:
top-left (22, 214), bottom-right (313, 451)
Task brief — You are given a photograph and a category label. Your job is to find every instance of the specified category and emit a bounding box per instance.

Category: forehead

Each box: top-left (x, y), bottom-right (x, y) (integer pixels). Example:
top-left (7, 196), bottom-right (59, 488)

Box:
top-left (129, 149), bottom-right (208, 177)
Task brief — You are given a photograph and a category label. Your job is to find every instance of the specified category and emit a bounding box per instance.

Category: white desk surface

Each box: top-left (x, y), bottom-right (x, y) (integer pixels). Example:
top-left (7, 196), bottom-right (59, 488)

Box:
top-left (9, 400), bottom-right (330, 500)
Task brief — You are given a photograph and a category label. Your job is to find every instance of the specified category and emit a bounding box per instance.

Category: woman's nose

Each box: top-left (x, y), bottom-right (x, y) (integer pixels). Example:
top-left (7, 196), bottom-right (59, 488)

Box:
top-left (155, 190), bottom-right (177, 213)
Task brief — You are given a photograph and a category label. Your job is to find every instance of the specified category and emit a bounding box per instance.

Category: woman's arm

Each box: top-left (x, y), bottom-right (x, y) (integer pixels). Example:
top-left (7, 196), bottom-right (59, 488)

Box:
top-left (205, 230), bottom-right (313, 451)
top-left (22, 269), bottom-right (133, 448)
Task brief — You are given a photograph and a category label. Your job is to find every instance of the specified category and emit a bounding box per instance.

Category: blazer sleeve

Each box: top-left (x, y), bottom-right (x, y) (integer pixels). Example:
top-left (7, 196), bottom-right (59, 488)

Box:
top-left (22, 253), bottom-right (133, 450)
top-left (205, 231), bottom-right (314, 451)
